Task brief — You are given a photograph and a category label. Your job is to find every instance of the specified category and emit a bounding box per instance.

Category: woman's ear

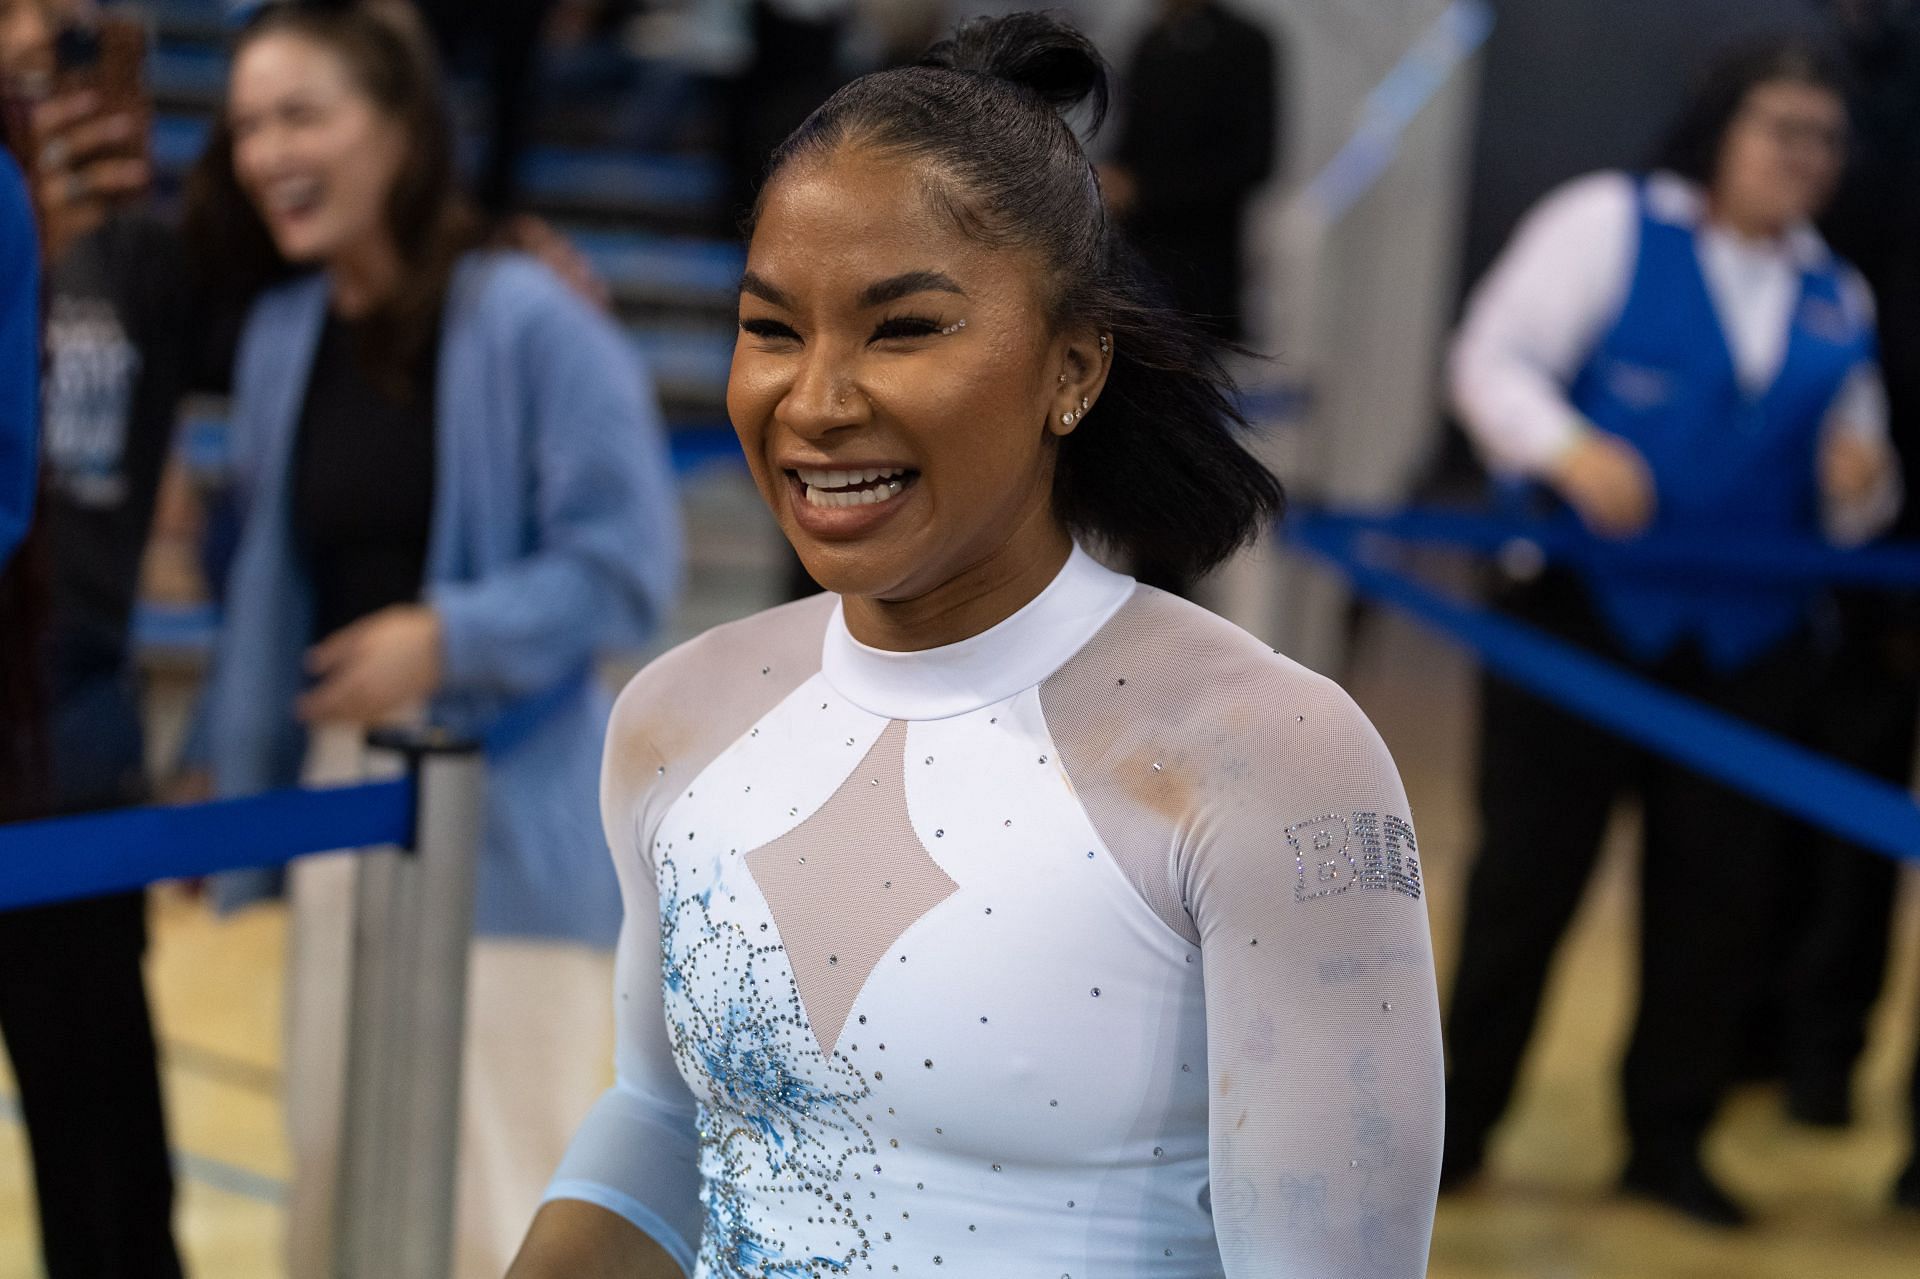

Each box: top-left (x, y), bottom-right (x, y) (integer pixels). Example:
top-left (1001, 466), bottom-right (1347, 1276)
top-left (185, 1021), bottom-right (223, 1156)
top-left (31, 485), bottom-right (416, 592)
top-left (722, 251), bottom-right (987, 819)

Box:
top-left (1047, 326), bottom-right (1114, 437)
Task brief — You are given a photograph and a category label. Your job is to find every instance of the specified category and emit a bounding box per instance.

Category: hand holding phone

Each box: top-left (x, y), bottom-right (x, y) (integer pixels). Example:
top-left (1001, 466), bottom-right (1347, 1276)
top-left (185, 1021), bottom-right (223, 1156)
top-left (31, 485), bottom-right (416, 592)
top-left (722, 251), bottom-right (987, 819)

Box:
top-left (28, 15), bottom-right (151, 261)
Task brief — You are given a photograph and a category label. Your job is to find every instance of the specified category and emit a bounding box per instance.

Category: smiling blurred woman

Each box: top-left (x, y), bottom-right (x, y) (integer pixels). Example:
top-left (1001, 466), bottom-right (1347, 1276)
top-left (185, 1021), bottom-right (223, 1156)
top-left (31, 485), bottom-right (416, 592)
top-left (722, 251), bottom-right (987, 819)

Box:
top-left (510, 13), bottom-right (1442, 1279)
top-left (182, 2), bottom-right (680, 1275)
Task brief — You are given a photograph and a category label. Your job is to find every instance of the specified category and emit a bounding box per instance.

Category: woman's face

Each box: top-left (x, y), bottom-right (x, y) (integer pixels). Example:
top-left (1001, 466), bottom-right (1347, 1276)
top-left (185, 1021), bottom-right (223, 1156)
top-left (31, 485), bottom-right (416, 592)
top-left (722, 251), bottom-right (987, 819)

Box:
top-left (227, 31), bottom-right (407, 268)
top-left (728, 145), bottom-right (1099, 605)
top-left (1714, 79), bottom-right (1848, 232)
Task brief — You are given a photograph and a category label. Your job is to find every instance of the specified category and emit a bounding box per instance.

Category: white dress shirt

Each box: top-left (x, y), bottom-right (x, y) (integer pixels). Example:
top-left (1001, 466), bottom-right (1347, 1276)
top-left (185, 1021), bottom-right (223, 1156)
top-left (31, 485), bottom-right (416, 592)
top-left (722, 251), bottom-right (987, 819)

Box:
top-left (1449, 170), bottom-right (1898, 542)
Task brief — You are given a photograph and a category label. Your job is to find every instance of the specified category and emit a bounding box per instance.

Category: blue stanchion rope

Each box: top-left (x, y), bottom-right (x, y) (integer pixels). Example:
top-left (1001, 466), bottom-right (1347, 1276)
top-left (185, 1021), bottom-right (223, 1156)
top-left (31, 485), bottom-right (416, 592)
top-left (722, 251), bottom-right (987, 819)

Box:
top-left (0, 779), bottom-right (414, 913)
top-left (1291, 517), bottom-right (1920, 864)
top-left (1296, 505), bottom-right (1920, 589)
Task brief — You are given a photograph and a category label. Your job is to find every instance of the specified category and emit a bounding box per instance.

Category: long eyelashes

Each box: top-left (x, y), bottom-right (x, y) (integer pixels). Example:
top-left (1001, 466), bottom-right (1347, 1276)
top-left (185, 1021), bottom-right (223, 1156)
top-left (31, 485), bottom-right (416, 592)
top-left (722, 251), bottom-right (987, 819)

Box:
top-left (739, 318), bottom-right (798, 340)
top-left (736, 315), bottom-right (963, 344)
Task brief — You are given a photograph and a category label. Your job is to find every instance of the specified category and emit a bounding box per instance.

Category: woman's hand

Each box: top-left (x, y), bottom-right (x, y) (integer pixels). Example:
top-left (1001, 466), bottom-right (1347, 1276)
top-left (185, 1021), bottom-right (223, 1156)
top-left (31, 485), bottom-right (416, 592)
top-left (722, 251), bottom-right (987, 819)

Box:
top-left (500, 213), bottom-right (612, 312)
top-left (507, 1200), bottom-right (688, 1279)
top-left (1820, 431), bottom-right (1892, 510)
top-left (297, 604), bottom-right (444, 726)
top-left (1549, 428), bottom-right (1657, 539)
top-left (27, 88), bottom-right (151, 263)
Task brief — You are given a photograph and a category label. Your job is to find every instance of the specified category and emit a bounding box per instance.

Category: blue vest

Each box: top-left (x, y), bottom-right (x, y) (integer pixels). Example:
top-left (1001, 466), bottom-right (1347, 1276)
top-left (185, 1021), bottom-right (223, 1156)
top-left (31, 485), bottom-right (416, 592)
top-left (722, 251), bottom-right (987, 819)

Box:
top-left (1567, 180), bottom-right (1875, 671)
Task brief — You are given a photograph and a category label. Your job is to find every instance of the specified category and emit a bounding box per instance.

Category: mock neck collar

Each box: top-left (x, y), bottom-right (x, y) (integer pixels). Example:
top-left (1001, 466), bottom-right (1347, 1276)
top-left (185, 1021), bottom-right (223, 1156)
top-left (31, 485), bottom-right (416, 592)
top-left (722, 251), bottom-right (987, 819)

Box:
top-left (820, 545), bottom-right (1137, 721)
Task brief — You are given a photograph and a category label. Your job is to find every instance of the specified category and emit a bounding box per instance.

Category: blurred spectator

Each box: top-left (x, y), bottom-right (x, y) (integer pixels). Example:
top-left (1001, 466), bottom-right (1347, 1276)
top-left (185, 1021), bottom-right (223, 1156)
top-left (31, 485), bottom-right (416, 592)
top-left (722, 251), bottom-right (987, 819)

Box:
top-left (181, 3), bottom-right (681, 1275)
top-left (1100, 0), bottom-right (1279, 345)
top-left (1441, 38), bottom-right (1897, 1227)
top-left (0, 0), bottom-right (187, 1273)
top-left (415, 0), bottom-right (559, 213)
top-left (722, 0), bottom-right (854, 230)
top-left (1819, 0), bottom-right (1920, 1210)
top-left (1738, 0), bottom-right (1920, 1140)
top-left (1099, 0), bottom-right (1277, 598)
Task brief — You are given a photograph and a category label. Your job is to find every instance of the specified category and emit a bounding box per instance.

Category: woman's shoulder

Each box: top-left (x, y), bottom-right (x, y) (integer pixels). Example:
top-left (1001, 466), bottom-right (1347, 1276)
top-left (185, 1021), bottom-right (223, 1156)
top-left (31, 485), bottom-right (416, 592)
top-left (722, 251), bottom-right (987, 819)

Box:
top-left (453, 249), bottom-right (588, 323)
top-left (1049, 583), bottom-right (1389, 761)
top-left (608, 593), bottom-right (840, 768)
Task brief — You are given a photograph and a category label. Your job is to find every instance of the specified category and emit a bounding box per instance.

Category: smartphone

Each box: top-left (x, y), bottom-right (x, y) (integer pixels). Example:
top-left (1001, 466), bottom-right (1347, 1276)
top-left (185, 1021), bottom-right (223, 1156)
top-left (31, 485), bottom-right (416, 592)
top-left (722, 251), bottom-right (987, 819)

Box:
top-left (54, 15), bottom-right (147, 115)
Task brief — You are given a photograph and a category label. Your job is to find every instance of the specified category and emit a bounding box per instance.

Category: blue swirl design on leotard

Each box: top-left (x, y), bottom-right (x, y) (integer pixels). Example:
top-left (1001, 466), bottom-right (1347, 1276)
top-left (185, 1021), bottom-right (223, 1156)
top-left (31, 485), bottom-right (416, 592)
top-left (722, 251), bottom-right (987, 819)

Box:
top-left (657, 858), bottom-right (877, 1277)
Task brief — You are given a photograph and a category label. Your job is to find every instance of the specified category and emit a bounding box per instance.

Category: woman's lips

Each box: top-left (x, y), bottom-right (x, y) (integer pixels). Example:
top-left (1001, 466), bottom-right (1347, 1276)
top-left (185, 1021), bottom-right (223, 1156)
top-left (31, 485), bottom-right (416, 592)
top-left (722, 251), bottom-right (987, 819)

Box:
top-left (784, 467), bottom-right (919, 538)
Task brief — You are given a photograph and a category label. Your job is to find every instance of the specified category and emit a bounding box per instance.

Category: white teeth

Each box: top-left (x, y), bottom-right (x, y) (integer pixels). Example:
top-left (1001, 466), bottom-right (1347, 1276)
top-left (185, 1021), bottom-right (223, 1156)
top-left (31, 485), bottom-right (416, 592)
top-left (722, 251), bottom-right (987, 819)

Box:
top-left (795, 466), bottom-right (907, 490)
top-left (268, 176), bottom-right (323, 215)
top-left (803, 478), bottom-right (906, 509)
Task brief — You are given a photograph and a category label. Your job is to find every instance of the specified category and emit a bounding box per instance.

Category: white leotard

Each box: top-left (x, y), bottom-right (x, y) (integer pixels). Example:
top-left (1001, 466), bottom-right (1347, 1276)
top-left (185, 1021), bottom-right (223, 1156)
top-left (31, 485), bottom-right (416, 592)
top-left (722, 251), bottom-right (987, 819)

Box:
top-left (549, 547), bottom-right (1443, 1277)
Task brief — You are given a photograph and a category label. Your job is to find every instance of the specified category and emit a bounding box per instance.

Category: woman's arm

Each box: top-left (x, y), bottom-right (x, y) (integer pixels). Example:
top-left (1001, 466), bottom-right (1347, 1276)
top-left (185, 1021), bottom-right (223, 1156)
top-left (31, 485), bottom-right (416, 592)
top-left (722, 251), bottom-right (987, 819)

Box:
top-left (430, 269), bottom-right (683, 697)
top-left (1188, 672), bottom-right (1444, 1277)
top-left (508, 1200), bottom-right (686, 1279)
top-left (1449, 172), bottom-right (1637, 478)
top-left (518, 677), bottom-right (704, 1272)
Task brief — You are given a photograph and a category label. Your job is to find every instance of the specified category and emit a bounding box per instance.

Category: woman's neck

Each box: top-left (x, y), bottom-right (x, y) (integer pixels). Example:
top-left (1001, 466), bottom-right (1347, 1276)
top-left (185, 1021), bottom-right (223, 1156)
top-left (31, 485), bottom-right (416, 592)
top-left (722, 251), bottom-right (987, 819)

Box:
top-left (1703, 196), bottom-right (1792, 245)
top-left (840, 508), bottom-right (1075, 654)
top-left (326, 234), bottom-right (402, 316)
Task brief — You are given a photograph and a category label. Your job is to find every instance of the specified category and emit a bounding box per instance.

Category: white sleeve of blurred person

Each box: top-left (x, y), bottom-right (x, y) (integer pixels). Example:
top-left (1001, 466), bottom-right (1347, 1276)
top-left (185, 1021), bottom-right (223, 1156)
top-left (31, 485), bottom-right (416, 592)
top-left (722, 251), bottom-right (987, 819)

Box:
top-left (1817, 271), bottom-right (1902, 546)
top-left (1448, 171), bottom-right (1636, 480)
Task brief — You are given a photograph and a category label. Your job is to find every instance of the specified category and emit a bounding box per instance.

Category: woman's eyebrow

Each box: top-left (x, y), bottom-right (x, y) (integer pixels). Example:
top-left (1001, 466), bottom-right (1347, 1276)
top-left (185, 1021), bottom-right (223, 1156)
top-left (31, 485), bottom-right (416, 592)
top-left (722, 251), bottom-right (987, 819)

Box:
top-left (858, 271), bottom-right (968, 308)
top-left (739, 271), bottom-right (795, 309)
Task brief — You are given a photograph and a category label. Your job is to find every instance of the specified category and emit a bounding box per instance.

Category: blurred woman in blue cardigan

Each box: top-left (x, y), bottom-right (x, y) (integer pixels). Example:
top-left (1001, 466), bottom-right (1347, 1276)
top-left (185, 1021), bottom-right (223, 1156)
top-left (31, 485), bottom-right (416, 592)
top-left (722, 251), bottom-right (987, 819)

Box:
top-left (182, 4), bottom-right (680, 1275)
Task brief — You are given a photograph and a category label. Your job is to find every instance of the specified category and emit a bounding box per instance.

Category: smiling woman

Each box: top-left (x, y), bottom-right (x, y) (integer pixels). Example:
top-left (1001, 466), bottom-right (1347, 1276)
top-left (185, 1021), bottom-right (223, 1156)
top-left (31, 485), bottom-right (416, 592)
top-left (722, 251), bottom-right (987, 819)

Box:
top-left (511, 12), bottom-right (1442, 1279)
top-left (177, 4), bottom-right (682, 1277)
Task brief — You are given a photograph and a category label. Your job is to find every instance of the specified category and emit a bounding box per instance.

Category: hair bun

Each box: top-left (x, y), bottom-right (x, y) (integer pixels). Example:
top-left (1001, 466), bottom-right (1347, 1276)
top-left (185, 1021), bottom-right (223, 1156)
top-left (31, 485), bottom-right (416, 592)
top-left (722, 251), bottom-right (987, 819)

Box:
top-left (919, 12), bottom-right (1110, 132)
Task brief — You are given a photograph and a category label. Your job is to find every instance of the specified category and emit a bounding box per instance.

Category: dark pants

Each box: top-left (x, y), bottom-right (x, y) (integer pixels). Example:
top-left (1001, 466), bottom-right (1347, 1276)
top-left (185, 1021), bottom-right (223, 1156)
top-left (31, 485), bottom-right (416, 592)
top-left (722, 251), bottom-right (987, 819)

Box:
top-left (0, 892), bottom-right (182, 1279)
top-left (1444, 573), bottom-right (1813, 1167)
top-left (1762, 596), bottom-right (1918, 1097)
top-left (0, 667), bottom-right (181, 1278)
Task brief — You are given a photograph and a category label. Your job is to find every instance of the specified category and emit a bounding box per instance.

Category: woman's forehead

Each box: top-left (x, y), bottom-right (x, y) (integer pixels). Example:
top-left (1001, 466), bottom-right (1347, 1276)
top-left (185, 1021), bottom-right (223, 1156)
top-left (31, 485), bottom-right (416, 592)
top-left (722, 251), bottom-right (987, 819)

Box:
top-left (748, 150), bottom-right (1030, 302)
top-left (231, 31), bottom-right (352, 102)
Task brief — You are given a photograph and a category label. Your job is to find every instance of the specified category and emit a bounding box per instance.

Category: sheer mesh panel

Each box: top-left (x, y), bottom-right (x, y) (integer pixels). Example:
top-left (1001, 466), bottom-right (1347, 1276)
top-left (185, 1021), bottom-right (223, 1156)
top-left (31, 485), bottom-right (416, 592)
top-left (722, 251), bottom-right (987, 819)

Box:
top-left (605, 592), bottom-right (837, 860)
top-left (747, 719), bottom-right (960, 1052)
top-left (1043, 587), bottom-right (1445, 1276)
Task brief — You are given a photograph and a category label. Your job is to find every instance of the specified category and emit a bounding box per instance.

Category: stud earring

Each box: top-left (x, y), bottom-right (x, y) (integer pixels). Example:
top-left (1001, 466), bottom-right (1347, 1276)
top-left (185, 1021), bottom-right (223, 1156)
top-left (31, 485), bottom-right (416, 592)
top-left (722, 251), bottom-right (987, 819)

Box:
top-left (1061, 410), bottom-right (1077, 426)
top-left (1080, 396), bottom-right (1090, 410)
top-left (1098, 334), bottom-right (1111, 355)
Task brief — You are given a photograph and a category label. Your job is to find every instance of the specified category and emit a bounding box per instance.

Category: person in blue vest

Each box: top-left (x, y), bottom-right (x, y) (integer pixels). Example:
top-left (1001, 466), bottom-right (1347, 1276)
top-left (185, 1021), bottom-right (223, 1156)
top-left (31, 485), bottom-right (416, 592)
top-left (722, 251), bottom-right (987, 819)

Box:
top-left (1441, 37), bottom-right (1900, 1227)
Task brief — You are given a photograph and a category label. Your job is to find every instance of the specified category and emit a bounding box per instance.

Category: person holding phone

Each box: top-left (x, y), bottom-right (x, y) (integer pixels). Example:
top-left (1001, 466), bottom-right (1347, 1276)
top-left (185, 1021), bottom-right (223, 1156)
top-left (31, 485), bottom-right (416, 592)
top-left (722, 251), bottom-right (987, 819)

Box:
top-left (0, 1), bottom-right (188, 1276)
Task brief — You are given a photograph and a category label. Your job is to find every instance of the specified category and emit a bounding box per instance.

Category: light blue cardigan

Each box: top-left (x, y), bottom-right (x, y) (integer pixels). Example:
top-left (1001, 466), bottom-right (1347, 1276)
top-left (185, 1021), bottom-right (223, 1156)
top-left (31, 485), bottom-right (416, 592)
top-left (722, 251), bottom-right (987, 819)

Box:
top-left (205, 252), bottom-right (682, 946)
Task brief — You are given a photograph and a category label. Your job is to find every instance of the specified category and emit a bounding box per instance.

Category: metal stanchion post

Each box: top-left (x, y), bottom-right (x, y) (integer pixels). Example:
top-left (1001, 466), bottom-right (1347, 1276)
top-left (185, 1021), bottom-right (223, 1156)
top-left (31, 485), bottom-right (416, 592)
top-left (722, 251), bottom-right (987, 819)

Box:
top-left (332, 727), bottom-right (485, 1279)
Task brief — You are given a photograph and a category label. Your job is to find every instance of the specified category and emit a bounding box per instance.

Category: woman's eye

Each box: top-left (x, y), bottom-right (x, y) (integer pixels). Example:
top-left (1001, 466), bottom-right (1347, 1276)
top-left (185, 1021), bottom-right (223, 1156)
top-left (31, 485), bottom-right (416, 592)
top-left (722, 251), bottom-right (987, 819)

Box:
top-left (871, 316), bottom-right (943, 342)
top-left (740, 318), bottom-right (799, 341)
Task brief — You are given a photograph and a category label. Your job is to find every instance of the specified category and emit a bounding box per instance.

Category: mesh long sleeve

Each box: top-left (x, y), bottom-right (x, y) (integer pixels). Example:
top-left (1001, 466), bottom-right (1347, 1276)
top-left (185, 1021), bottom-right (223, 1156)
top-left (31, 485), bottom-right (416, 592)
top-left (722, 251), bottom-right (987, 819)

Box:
top-left (1039, 586), bottom-right (1444, 1276)
top-left (1185, 675), bottom-right (1443, 1276)
top-left (545, 705), bottom-right (702, 1272)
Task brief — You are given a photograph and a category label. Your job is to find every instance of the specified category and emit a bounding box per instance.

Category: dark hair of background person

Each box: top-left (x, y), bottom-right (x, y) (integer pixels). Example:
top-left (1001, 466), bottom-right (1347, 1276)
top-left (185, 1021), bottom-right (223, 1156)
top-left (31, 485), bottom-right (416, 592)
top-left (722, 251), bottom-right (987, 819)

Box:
top-left (1654, 35), bottom-right (1853, 185)
top-left (755, 11), bottom-right (1284, 581)
top-left (181, 0), bottom-right (485, 400)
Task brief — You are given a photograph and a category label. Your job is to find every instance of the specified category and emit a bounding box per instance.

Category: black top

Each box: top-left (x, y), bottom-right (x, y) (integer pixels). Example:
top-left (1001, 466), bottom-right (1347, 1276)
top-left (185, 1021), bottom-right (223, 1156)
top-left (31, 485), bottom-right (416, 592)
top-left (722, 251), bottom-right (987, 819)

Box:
top-left (41, 214), bottom-right (189, 695)
top-left (290, 313), bottom-right (438, 642)
top-left (1115, 1), bottom-right (1280, 340)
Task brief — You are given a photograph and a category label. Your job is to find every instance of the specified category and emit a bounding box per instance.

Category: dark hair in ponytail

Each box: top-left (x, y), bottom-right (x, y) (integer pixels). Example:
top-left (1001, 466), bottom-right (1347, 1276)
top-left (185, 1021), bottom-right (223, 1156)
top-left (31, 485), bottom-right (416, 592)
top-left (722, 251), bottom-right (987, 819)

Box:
top-left (757, 11), bottom-right (1283, 579)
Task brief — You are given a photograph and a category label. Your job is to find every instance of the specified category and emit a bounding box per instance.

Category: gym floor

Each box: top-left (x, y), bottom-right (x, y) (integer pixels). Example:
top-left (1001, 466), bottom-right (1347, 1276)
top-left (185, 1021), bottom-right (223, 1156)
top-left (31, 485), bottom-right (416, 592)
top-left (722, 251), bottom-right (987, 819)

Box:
top-left (3, 471), bottom-right (1917, 1277)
